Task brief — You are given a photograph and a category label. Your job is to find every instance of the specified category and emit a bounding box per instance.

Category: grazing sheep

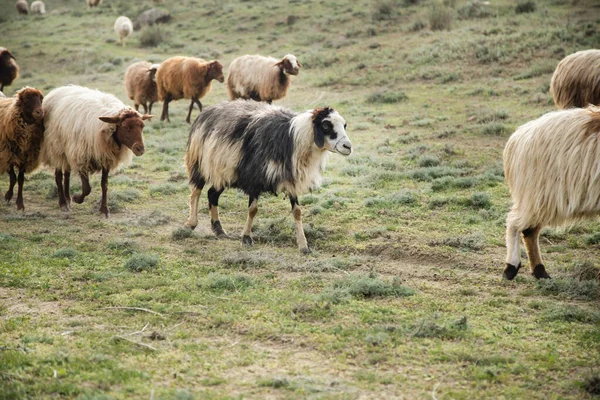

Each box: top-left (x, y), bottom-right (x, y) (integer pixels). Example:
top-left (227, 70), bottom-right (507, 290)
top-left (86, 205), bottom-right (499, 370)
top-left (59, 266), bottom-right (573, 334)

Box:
top-left (124, 61), bottom-right (160, 114)
top-left (40, 85), bottom-right (151, 217)
top-left (30, 0), bottom-right (45, 14)
top-left (0, 87), bottom-right (45, 210)
top-left (0, 48), bottom-right (19, 92)
top-left (86, 0), bottom-right (101, 8)
top-left (226, 54), bottom-right (301, 104)
top-left (503, 106), bottom-right (600, 280)
top-left (16, 0), bottom-right (28, 14)
top-left (114, 16), bottom-right (133, 47)
top-left (156, 56), bottom-right (224, 123)
top-left (184, 100), bottom-right (352, 253)
top-left (550, 49), bottom-right (600, 109)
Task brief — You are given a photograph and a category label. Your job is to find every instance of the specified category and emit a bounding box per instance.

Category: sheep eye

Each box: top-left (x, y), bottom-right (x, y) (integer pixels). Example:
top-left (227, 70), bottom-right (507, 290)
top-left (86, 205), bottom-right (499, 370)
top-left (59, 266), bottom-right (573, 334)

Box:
top-left (344, 123), bottom-right (347, 129)
top-left (322, 121), bottom-right (332, 131)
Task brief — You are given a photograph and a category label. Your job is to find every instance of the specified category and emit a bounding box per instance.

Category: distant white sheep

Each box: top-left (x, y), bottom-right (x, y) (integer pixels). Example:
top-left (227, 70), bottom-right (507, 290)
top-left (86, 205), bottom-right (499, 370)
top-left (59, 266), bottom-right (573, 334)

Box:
top-left (114, 16), bottom-right (133, 47)
top-left (226, 54), bottom-right (301, 104)
top-left (503, 106), bottom-right (600, 280)
top-left (30, 0), bottom-right (45, 14)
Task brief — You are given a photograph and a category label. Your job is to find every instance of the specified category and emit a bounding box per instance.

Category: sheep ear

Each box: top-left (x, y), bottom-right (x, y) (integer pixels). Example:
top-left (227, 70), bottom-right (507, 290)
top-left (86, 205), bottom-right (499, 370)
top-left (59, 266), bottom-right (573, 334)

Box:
top-left (7, 51), bottom-right (15, 60)
top-left (141, 114), bottom-right (153, 120)
top-left (313, 121), bottom-right (325, 148)
top-left (99, 116), bottom-right (121, 124)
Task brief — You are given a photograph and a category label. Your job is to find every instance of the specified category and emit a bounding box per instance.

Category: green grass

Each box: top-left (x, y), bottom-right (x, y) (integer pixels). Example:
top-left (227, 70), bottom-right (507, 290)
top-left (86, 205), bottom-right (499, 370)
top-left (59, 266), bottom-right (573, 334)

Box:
top-left (1, 0), bottom-right (600, 398)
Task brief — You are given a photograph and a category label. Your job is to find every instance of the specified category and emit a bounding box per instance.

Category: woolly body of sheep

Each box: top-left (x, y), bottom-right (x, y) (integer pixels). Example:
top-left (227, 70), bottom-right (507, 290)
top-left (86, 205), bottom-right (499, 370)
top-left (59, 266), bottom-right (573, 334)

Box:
top-left (184, 100), bottom-right (352, 252)
top-left (86, 0), bottom-right (101, 7)
top-left (226, 54), bottom-right (301, 103)
top-left (124, 61), bottom-right (160, 114)
top-left (30, 0), bottom-right (45, 14)
top-left (114, 16), bottom-right (133, 47)
top-left (0, 87), bottom-right (45, 210)
top-left (550, 49), bottom-right (600, 109)
top-left (503, 106), bottom-right (600, 280)
top-left (156, 56), bottom-right (224, 123)
top-left (40, 85), bottom-right (150, 216)
top-left (16, 0), bottom-right (28, 14)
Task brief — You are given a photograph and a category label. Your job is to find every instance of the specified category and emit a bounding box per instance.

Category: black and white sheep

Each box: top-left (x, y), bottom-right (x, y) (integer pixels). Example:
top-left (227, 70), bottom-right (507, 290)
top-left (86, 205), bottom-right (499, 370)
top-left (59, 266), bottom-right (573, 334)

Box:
top-left (226, 54), bottom-right (301, 103)
top-left (503, 106), bottom-right (600, 280)
top-left (184, 100), bottom-right (352, 253)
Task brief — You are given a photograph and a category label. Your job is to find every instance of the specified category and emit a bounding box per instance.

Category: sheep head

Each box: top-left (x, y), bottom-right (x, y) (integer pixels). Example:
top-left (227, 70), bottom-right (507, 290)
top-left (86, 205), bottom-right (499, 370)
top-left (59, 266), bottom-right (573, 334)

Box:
top-left (16, 87), bottom-right (44, 124)
top-left (207, 60), bottom-right (224, 83)
top-left (0, 48), bottom-right (16, 62)
top-left (312, 107), bottom-right (352, 156)
top-left (99, 110), bottom-right (152, 156)
top-left (277, 54), bottom-right (301, 76)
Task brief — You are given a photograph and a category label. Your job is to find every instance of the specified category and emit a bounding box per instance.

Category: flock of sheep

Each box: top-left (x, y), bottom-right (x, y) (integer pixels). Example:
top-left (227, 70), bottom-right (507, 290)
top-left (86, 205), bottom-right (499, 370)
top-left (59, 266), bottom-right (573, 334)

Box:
top-left (2, 2), bottom-right (600, 279)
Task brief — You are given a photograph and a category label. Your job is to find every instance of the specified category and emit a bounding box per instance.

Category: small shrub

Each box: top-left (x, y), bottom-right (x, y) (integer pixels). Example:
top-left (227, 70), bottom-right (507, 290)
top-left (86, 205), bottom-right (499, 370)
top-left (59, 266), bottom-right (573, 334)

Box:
top-left (412, 316), bottom-right (468, 338)
top-left (138, 210), bottom-right (171, 227)
top-left (258, 377), bottom-right (290, 388)
top-left (417, 154), bottom-right (440, 167)
top-left (515, 1), bottom-right (536, 14)
top-left (372, 0), bottom-right (398, 21)
top-left (410, 20), bottom-right (425, 31)
top-left (481, 122), bottom-right (507, 135)
top-left (431, 233), bottom-right (485, 251)
top-left (467, 192), bottom-right (492, 209)
top-left (332, 274), bottom-right (415, 299)
top-left (51, 248), bottom-right (77, 259)
top-left (172, 228), bottom-right (194, 241)
top-left (222, 252), bottom-right (270, 269)
top-left (536, 279), bottom-right (600, 301)
top-left (107, 240), bottom-right (137, 254)
top-left (139, 25), bottom-right (167, 47)
top-left (542, 305), bottom-right (599, 323)
top-left (457, 1), bottom-right (495, 19)
top-left (367, 90), bottom-right (408, 104)
top-left (569, 261), bottom-right (600, 282)
top-left (583, 375), bottom-right (600, 396)
top-left (429, 3), bottom-right (453, 31)
top-left (204, 273), bottom-right (253, 292)
top-left (125, 253), bottom-right (159, 272)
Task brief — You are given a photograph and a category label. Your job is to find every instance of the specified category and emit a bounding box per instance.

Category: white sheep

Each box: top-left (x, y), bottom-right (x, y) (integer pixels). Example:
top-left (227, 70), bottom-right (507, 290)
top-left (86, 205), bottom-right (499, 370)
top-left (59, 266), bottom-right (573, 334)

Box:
top-left (503, 105), bottom-right (600, 280)
top-left (40, 85), bottom-right (151, 217)
top-left (114, 16), bottom-right (133, 47)
top-left (226, 54), bottom-right (301, 104)
top-left (30, 0), bottom-right (45, 14)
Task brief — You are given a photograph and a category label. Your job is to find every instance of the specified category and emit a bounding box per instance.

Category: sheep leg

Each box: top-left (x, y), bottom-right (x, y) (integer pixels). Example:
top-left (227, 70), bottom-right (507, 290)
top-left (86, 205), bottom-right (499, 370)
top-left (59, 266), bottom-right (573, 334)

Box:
top-left (55, 169), bottom-right (69, 212)
top-left (242, 196), bottom-right (258, 246)
top-left (99, 167), bottom-right (110, 218)
top-left (503, 213), bottom-right (522, 280)
top-left (15, 167), bottom-right (25, 211)
top-left (193, 97), bottom-right (202, 112)
top-left (184, 178), bottom-right (205, 230)
top-left (4, 166), bottom-right (16, 203)
top-left (134, 103), bottom-right (139, 112)
top-left (290, 196), bottom-right (310, 254)
top-left (148, 102), bottom-right (154, 115)
top-left (63, 169), bottom-right (71, 208)
top-left (72, 172), bottom-right (91, 204)
top-left (207, 186), bottom-right (226, 237)
top-left (160, 93), bottom-right (171, 122)
top-left (142, 103), bottom-right (148, 114)
top-left (523, 226), bottom-right (550, 279)
top-left (186, 99), bottom-right (195, 124)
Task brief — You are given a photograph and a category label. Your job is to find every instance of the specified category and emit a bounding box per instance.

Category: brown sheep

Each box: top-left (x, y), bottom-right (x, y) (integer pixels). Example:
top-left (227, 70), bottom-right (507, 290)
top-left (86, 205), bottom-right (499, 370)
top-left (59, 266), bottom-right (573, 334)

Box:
top-left (16, 0), bottom-right (29, 14)
top-left (550, 49), bottom-right (600, 109)
top-left (0, 48), bottom-right (19, 92)
top-left (0, 87), bottom-right (44, 210)
top-left (125, 62), bottom-right (160, 114)
top-left (86, 0), bottom-right (101, 8)
top-left (156, 56), bottom-right (224, 123)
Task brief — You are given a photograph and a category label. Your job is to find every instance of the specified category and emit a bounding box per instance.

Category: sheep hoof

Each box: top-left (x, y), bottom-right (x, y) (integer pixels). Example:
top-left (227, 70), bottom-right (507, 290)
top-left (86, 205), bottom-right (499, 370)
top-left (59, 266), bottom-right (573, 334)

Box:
top-left (60, 204), bottom-right (70, 212)
top-left (211, 220), bottom-right (227, 237)
top-left (503, 263), bottom-right (521, 280)
top-left (17, 202), bottom-right (24, 211)
top-left (4, 192), bottom-right (13, 203)
top-left (300, 247), bottom-right (311, 255)
top-left (532, 264), bottom-right (550, 279)
top-left (242, 235), bottom-right (253, 246)
top-left (100, 207), bottom-right (110, 218)
top-left (183, 221), bottom-right (197, 230)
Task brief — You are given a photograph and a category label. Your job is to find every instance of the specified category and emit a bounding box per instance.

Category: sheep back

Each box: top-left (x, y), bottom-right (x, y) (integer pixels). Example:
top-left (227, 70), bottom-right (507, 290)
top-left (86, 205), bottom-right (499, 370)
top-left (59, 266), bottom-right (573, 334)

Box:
top-left (550, 49), bottom-right (600, 109)
top-left (504, 106), bottom-right (600, 230)
top-left (227, 55), bottom-right (292, 102)
top-left (41, 85), bottom-right (134, 173)
top-left (124, 61), bottom-right (158, 106)
top-left (156, 57), bottom-right (215, 101)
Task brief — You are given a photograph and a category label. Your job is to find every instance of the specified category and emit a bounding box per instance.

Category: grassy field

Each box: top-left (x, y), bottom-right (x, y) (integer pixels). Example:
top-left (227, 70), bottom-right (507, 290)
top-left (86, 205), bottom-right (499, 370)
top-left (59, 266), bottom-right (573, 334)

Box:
top-left (1, 0), bottom-right (600, 398)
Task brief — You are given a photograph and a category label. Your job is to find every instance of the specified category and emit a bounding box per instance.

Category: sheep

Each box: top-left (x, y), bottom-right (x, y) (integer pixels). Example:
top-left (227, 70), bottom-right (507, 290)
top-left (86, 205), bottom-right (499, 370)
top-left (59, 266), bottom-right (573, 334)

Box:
top-left (114, 16), bottom-right (133, 47)
top-left (156, 56), bottom-right (224, 124)
top-left (40, 85), bottom-right (152, 217)
top-left (30, 0), bottom-right (45, 14)
top-left (226, 54), bottom-right (301, 104)
top-left (124, 61), bottom-right (160, 114)
top-left (184, 100), bottom-right (352, 253)
top-left (0, 48), bottom-right (19, 92)
top-left (86, 0), bottom-right (101, 8)
top-left (0, 87), bottom-right (45, 211)
top-left (16, 0), bottom-right (28, 14)
top-left (550, 49), bottom-right (600, 109)
top-left (503, 105), bottom-right (600, 280)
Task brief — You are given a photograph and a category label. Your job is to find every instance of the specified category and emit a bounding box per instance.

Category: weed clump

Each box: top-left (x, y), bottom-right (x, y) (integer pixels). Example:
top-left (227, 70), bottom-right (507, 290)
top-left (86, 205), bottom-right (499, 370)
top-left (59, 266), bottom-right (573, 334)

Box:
top-left (481, 122), bottom-right (507, 135)
top-left (466, 192), bottom-right (492, 209)
top-left (107, 240), bottom-right (137, 255)
top-left (429, 3), bottom-right (453, 31)
top-left (536, 279), bottom-right (600, 301)
top-left (372, 0), bottom-right (398, 21)
top-left (569, 261), bottom-right (600, 282)
top-left (125, 253), bottom-right (159, 272)
top-left (172, 228), bottom-right (194, 241)
top-left (329, 274), bottom-right (415, 301)
top-left (583, 375), bottom-right (600, 396)
top-left (457, 1), bottom-right (495, 19)
top-left (431, 232), bottom-right (485, 251)
top-left (204, 273), bottom-right (253, 292)
top-left (515, 1), bottom-right (536, 14)
top-left (51, 247), bottom-right (77, 259)
top-left (222, 252), bottom-right (271, 269)
top-left (412, 315), bottom-right (468, 338)
top-left (542, 305), bottom-right (599, 323)
top-left (139, 25), bottom-right (167, 47)
top-left (367, 90), bottom-right (408, 104)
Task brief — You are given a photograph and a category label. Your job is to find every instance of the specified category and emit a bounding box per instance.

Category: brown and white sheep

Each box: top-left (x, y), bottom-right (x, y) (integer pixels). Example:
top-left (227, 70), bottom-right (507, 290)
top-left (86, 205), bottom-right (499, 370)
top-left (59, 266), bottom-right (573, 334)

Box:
top-left (0, 87), bottom-right (44, 210)
top-left (550, 49), bottom-right (600, 109)
top-left (30, 0), bottom-right (45, 14)
top-left (0, 48), bottom-right (19, 92)
top-left (114, 16), bottom-right (133, 47)
top-left (16, 0), bottom-right (28, 14)
top-left (124, 61), bottom-right (160, 114)
top-left (226, 54), bottom-right (301, 104)
top-left (40, 85), bottom-right (151, 217)
top-left (156, 56), bottom-right (224, 123)
top-left (86, 0), bottom-right (101, 8)
top-left (503, 106), bottom-right (600, 280)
